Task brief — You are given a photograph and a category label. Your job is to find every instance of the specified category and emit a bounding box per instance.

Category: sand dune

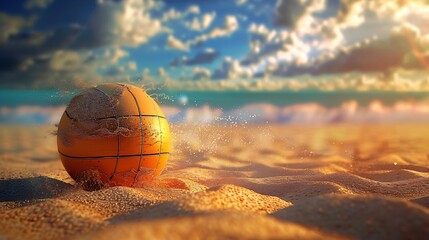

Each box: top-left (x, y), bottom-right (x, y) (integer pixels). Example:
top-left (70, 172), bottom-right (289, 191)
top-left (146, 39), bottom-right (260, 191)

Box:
top-left (110, 184), bottom-right (291, 222)
top-left (0, 199), bottom-right (106, 240)
top-left (85, 212), bottom-right (342, 240)
top-left (1, 123), bottom-right (429, 239)
top-left (274, 194), bottom-right (429, 240)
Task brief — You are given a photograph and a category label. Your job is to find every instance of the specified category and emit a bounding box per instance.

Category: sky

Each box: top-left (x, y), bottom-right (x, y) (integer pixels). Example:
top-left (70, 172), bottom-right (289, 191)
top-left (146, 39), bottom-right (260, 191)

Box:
top-left (0, 0), bottom-right (429, 91)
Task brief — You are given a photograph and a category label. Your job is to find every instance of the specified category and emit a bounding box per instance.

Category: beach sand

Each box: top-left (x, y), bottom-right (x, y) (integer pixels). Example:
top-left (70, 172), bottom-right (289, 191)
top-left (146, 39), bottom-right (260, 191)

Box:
top-left (1, 123), bottom-right (429, 239)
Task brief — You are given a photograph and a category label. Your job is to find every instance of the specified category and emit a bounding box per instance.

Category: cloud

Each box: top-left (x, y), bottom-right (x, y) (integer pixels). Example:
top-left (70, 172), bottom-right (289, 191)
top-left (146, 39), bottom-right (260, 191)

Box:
top-left (0, 0), bottom-right (173, 88)
top-left (2, 0), bottom-right (429, 90)
top-left (186, 5), bottom-right (201, 15)
top-left (192, 66), bottom-right (211, 80)
top-left (171, 48), bottom-right (220, 67)
top-left (337, 0), bottom-right (365, 27)
top-left (185, 12), bottom-right (216, 31)
top-left (49, 50), bottom-right (82, 71)
top-left (0, 12), bottom-right (35, 42)
top-left (1, 0), bottom-right (164, 55)
top-left (213, 56), bottom-right (256, 79)
top-left (0, 48), bottom-right (108, 89)
top-left (219, 23), bottom-right (311, 79)
top-left (308, 23), bottom-right (429, 75)
top-left (104, 47), bottom-right (129, 64)
top-left (166, 35), bottom-right (189, 51)
top-left (245, 23), bottom-right (310, 64)
top-left (317, 19), bottom-right (344, 50)
top-left (235, 11), bottom-right (429, 80)
top-left (158, 67), bottom-right (167, 77)
top-left (161, 8), bottom-right (182, 22)
top-left (128, 61), bottom-right (137, 71)
top-left (165, 15), bottom-right (239, 52)
top-left (160, 67), bottom-right (429, 92)
top-left (142, 67), bottom-right (151, 81)
top-left (366, 0), bottom-right (409, 20)
top-left (274, 0), bottom-right (326, 32)
top-left (161, 5), bottom-right (200, 22)
top-left (24, 0), bottom-right (54, 9)
top-left (188, 15), bottom-right (239, 45)
top-left (75, 0), bottom-right (164, 48)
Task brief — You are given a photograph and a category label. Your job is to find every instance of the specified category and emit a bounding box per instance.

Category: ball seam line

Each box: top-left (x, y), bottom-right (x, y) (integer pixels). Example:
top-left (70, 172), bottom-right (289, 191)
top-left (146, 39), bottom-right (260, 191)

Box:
top-left (119, 84), bottom-right (144, 187)
top-left (93, 87), bottom-right (121, 181)
top-left (58, 151), bottom-right (169, 159)
top-left (64, 111), bottom-right (166, 121)
top-left (151, 96), bottom-right (163, 178)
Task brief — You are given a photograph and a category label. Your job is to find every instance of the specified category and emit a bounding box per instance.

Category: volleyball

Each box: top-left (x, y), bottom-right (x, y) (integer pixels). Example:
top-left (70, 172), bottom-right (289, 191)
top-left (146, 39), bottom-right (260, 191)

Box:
top-left (57, 83), bottom-right (170, 189)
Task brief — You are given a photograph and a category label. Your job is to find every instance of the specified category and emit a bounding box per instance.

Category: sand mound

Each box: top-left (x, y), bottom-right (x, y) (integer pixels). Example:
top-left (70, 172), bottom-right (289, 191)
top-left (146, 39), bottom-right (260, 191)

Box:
top-left (357, 169), bottom-right (429, 182)
top-left (0, 176), bottom-right (75, 202)
top-left (184, 184), bottom-right (291, 213)
top-left (274, 194), bottom-right (429, 240)
top-left (200, 177), bottom-right (353, 202)
top-left (62, 177), bottom-right (207, 219)
top-left (0, 199), bottom-right (106, 240)
top-left (111, 184), bottom-right (291, 222)
top-left (84, 212), bottom-right (341, 240)
top-left (62, 187), bottom-right (163, 219)
top-left (309, 172), bottom-right (429, 198)
top-left (140, 177), bottom-right (208, 192)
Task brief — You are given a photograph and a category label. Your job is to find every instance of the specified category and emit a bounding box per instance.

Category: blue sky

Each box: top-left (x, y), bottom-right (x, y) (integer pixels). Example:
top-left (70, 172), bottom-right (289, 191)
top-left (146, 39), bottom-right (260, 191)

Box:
top-left (0, 0), bottom-right (429, 91)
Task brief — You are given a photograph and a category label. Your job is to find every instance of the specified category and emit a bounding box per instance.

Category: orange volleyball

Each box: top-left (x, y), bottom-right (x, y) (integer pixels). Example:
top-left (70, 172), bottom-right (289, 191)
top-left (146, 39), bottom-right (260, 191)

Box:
top-left (57, 83), bottom-right (170, 189)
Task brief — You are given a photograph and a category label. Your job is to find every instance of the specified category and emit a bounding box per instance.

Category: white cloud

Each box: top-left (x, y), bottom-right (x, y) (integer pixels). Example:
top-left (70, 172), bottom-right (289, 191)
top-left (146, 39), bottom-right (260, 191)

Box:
top-left (128, 61), bottom-right (137, 70)
top-left (49, 50), bottom-right (81, 71)
top-left (166, 15), bottom-right (239, 51)
top-left (317, 19), bottom-right (344, 50)
top-left (274, 0), bottom-right (326, 33)
top-left (160, 69), bottom-right (429, 92)
top-left (337, 0), bottom-right (365, 27)
top-left (142, 67), bottom-right (151, 81)
top-left (185, 12), bottom-right (216, 31)
top-left (158, 67), bottom-right (167, 77)
top-left (166, 35), bottom-right (189, 51)
top-left (189, 15), bottom-right (239, 45)
top-left (192, 66), bottom-right (211, 80)
top-left (104, 47), bottom-right (129, 64)
top-left (238, 0), bottom-right (429, 78)
top-left (161, 5), bottom-right (200, 22)
top-left (161, 9), bottom-right (182, 22)
top-left (186, 5), bottom-right (201, 15)
top-left (367, 0), bottom-right (408, 20)
top-left (214, 57), bottom-right (256, 79)
top-left (239, 23), bottom-right (311, 76)
top-left (89, 0), bottom-right (164, 47)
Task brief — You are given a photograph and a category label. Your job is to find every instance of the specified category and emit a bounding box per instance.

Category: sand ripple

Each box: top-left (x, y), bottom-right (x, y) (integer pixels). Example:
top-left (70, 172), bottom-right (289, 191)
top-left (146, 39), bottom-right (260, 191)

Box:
top-left (1, 124), bottom-right (429, 239)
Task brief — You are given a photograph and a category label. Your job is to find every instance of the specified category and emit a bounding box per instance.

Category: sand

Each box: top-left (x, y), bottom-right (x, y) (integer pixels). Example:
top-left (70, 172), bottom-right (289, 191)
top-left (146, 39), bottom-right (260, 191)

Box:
top-left (1, 123), bottom-right (429, 239)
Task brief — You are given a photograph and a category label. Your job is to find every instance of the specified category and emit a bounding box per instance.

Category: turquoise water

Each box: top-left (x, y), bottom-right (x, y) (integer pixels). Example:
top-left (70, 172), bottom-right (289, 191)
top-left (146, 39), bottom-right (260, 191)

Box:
top-left (162, 90), bottom-right (429, 110)
top-left (0, 90), bottom-right (75, 107)
top-left (1, 89), bottom-right (429, 110)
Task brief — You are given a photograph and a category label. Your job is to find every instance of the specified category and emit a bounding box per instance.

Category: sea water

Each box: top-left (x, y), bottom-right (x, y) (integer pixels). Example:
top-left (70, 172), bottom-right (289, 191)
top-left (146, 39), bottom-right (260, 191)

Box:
top-left (2, 89), bottom-right (428, 109)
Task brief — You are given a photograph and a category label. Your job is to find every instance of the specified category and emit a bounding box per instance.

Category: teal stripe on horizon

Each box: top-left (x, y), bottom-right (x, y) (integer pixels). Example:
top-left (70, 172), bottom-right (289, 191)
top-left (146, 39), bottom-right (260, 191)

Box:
top-left (1, 90), bottom-right (429, 110)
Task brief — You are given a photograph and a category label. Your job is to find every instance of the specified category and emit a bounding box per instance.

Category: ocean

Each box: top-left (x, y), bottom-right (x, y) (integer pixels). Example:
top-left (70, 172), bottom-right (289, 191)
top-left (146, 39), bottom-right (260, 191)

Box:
top-left (1, 89), bottom-right (429, 109)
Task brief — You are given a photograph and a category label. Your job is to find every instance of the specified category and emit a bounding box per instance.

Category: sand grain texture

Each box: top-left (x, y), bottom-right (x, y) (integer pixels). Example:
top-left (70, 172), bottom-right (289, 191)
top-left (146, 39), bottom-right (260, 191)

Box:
top-left (1, 124), bottom-right (429, 239)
